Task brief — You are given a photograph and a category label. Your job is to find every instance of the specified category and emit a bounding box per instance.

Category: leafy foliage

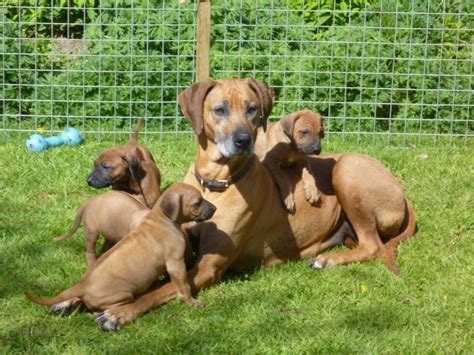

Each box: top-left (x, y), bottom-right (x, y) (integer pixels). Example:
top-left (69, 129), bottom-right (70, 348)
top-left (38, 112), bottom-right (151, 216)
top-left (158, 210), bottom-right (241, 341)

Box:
top-left (2, 0), bottom-right (472, 139)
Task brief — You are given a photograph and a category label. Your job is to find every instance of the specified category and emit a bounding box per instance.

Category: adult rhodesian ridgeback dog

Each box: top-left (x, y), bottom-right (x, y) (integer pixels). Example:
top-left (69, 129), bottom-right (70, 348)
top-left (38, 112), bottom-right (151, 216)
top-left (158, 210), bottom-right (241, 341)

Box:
top-left (53, 191), bottom-right (149, 267)
top-left (27, 183), bottom-right (216, 330)
top-left (53, 78), bottom-right (416, 330)
top-left (255, 109), bottom-right (324, 212)
top-left (86, 118), bottom-right (161, 208)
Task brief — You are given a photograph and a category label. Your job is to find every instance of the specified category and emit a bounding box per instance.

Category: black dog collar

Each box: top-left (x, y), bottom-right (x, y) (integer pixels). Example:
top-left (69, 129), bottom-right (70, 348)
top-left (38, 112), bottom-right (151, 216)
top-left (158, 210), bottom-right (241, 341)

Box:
top-left (194, 156), bottom-right (255, 192)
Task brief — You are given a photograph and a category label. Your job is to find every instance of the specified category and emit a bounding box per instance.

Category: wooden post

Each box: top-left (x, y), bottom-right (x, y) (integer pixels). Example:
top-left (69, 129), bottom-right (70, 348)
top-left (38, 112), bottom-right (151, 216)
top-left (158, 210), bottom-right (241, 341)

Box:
top-left (195, 0), bottom-right (211, 82)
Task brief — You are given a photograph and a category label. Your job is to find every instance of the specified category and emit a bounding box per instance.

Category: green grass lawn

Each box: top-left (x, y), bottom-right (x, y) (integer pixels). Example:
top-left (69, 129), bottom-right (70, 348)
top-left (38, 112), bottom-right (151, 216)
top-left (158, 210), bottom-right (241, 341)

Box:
top-left (0, 134), bottom-right (473, 353)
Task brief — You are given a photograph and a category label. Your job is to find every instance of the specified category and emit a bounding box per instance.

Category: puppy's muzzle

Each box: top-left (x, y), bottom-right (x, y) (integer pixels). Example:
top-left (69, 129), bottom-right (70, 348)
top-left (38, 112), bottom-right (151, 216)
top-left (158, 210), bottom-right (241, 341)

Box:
top-left (195, 201), bottom-right (217, 222)
top-left (300, 141), bottom-right (321, 155)
top-left (87, 169), bottom-right (113, 188)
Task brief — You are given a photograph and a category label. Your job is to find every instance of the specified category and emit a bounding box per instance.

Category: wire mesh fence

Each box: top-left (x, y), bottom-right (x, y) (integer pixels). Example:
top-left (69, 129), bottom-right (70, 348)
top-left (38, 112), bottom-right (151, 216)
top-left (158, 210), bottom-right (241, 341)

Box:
top-left (1, 0), bottom-right (473, 146)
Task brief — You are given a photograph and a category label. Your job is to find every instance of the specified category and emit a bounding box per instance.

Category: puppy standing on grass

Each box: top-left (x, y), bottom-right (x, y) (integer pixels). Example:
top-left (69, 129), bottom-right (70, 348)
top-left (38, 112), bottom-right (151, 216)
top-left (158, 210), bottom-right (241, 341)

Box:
top-left (86, 117), bottom-right (161, 208)
top-left (53, 191), bottom-right (149, 268)
top-left (255, 109), bottom-right (324, 213)
top-left (26, 183), bottom-right (216, 330)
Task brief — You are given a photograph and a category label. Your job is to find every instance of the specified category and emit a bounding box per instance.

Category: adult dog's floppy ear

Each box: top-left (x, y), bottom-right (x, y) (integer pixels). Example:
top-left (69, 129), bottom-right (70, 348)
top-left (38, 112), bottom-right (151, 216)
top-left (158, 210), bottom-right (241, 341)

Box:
top-left (247, 78), bottom-right (275, 132)
top-left (178, 79), bottom-right (216, 135)
top-left (280, 112), bottom-right (301, 137)
top-left (121, 146), bottom-right (145, 182)
top-left (159, 191), bottom-right (181, 222)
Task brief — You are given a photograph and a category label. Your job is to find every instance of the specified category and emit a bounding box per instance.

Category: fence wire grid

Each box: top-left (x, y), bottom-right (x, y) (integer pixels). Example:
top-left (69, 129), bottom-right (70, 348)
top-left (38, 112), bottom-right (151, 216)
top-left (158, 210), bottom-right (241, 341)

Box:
top-left (1, 0), bottom-right (473, 146)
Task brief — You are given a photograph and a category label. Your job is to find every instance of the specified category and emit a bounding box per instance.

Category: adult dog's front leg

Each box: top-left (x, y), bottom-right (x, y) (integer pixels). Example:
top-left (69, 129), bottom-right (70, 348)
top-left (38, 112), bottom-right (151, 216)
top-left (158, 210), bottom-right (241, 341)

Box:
top-left (264, 157), bottom-right (295, 213)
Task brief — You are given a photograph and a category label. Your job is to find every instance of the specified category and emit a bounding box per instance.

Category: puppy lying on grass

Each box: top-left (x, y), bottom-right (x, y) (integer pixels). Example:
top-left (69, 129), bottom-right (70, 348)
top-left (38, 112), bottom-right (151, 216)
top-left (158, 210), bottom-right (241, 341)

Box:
top-left (53, 190), bottom-right (149, 268)
top-left (255, 109), bottom-right (324, 213)
top-left (26, 183), bottom-right (216, 330)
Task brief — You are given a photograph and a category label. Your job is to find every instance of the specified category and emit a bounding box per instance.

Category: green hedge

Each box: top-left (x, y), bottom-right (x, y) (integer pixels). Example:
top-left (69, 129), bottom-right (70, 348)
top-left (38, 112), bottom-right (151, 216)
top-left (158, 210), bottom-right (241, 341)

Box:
top-left (2, 0), bottom-right (472, 138)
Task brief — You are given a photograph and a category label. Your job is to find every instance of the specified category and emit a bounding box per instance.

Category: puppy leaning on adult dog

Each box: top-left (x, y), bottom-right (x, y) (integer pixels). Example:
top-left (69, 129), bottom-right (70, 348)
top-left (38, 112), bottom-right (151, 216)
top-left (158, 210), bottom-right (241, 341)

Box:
top-left (53, 191), bottom-right (149, 268)
top-left (26, 183), bottom-right (216, 330)
top-left (86, 118), bottom-right (161, 208)
top-left (255, 109), bottom-right (324, 212)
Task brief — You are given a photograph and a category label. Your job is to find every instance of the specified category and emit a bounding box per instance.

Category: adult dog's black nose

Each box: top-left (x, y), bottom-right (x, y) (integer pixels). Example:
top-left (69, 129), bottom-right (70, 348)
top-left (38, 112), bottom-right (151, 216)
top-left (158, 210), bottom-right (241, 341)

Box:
top-left (234, 131), bottom-right (251, 149)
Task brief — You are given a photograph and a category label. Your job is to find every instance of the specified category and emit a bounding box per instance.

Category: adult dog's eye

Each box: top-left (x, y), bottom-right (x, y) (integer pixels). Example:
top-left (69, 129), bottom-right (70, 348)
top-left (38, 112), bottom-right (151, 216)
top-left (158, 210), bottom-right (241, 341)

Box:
top-left (213, 106), bottom-right (225, 116)
top-left (247, 106), bottom-right (257, 115)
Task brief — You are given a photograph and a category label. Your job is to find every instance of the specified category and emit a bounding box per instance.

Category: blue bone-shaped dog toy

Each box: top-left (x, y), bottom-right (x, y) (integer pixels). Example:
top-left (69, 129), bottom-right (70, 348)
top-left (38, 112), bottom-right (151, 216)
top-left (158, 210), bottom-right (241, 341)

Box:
top-left (26, 128), bottom-right (84, 152)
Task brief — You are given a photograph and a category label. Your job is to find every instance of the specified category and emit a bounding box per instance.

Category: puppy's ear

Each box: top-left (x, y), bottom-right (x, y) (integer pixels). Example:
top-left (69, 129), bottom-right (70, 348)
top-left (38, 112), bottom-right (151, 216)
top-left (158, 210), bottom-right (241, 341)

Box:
top-left (248, 78), bottom-right (275, 132)
top-left (280, 112), bottom-right (301, 137)
top-left (178, 79), bottom-right (216, 135)
top-left (159, 191), bottom-right (181, 222)
top-left (122, 146), bottom-right (144, 181)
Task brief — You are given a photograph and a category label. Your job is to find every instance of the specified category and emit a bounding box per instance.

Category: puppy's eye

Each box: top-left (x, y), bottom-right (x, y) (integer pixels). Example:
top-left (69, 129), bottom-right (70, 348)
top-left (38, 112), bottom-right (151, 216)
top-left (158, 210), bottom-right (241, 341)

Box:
top-left (193, 198), bottom-right (203, 207)
top-left (101, 162), bottom-right (111, 169)
top-left (213, 106), bottom-right (225, 116)
top-left (300, 129), bottom-right (310, 136)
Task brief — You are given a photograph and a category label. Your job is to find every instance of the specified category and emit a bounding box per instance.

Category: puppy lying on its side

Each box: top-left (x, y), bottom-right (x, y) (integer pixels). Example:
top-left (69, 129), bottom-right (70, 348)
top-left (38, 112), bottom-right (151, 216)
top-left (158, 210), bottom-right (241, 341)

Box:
top-left (26, 183), bottom-right (216, 329)
top-left (53, 191), bottom-right (149, 268)
top-left (255, 109), bottom-right (324, 213)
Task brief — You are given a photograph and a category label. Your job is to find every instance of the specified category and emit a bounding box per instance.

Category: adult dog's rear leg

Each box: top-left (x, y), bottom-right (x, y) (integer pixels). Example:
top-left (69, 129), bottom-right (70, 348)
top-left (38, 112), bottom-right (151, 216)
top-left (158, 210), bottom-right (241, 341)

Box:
top-left (310, 220), bottom-right (385, 269)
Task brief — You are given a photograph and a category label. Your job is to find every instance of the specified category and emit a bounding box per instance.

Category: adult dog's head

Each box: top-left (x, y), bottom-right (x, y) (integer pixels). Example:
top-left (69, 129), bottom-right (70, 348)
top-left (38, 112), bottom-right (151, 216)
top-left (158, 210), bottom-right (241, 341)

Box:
top-left (179, 78), bottom-right (275, 158)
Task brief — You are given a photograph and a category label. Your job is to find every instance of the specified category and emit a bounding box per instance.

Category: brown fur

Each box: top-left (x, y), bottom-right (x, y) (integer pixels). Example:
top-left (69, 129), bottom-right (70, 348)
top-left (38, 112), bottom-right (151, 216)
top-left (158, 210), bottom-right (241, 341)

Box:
top-left (59, 78), bottom-right (415, 330)
top-left (255, 109), bottom-right (324, 212)
top-left (26, 183), bottom-right (216, 329)
top-left (53, 191), bottom-right (149, 267)
top-left (87, 118), bottom-right (161, 208)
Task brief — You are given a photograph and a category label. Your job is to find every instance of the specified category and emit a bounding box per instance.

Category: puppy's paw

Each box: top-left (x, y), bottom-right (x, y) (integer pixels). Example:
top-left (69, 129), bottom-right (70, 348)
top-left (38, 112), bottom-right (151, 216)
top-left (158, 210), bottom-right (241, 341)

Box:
top-left (50, 298), bottom-right (83, 316)
top-left (95, 306), bottom-right (136, 331)
top-left (189, 298), bottom-right (205, 308)
top-left (95, 312), bottom-right (122, 331)
top-left (304, 185), bottom-right (320, 205)
top-left (283, 194), bottom-right (295, 213)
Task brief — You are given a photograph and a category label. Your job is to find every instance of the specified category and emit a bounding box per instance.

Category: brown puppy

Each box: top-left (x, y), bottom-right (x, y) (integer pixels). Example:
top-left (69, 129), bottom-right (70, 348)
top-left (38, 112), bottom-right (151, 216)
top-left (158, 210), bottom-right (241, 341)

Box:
top-left (255, 109), bottom-right (324, 212)
top-left (26, 183), bottom-right (216, 330)
top-left (64, 78), bottom-right (415, 331)
top-left (86, 118), bottom-right (161, 208)
top-left (54, 191), bottom-right (149, 267)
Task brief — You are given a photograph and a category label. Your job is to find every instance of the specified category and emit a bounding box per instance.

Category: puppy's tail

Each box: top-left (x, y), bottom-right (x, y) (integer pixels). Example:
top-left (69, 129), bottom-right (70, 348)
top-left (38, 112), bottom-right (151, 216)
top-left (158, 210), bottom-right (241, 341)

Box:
top-left (383, 198), bottom-right (416, 276)
top-left (128, 117), bottom-right (144, 145)
top-left (53, 204), bottom-right (86, 242)
top-left (25, 284), bottom-right (84, 306)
